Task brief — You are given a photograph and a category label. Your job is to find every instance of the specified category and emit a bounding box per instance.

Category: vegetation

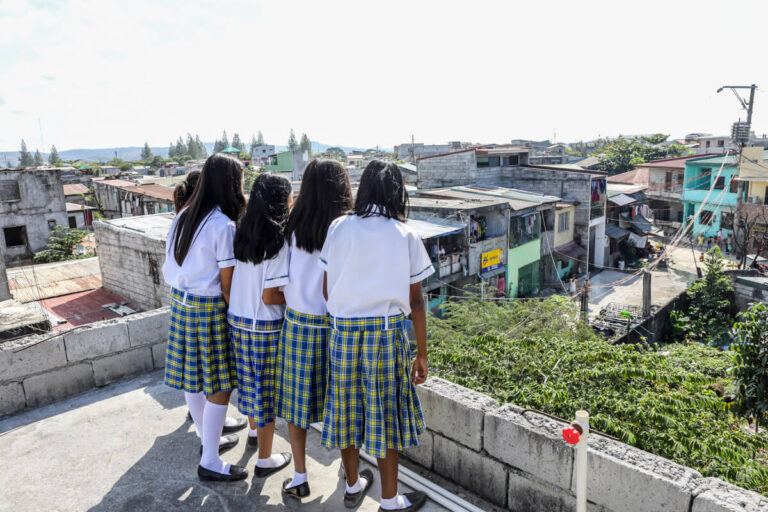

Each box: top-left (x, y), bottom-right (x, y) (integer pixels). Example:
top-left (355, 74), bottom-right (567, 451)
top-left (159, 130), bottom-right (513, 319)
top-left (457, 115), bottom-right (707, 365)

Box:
top-left (288, 129), bottom-right (298, 150)
top-left (169, 133), bottom-right (207, 159)
top-left (17, 139), bottom-right (33, 168)
top-left (732, 303), bottom-right (768, 434)
top-left (428, 295), bottom-right (768, 494)
top-left (33, 226), bottom-right (92, 263)
top-left (594, 134), bottom-right (690, 175)
top-left (48, 145), bottom-right (60, 165)
top-left (672, 247), bottom-right (734, 346)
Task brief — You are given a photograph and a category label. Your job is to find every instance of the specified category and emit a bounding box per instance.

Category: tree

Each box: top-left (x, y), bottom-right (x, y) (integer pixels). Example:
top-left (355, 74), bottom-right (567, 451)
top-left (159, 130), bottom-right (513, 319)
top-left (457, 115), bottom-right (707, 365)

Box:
top-left (149, 155), bottom-right (165, 168)
top-left (299, 133), bottom-right (312, 153)
top-left (250, 134), bottom-right (258, 156)
top-left (168, 142), bottom-right (176, 159)
top-left (595, 134), bottom-right (689, 175)
top-left (680, 247), bottom-right (734, 346)
top-left (174, 136), bottom-right (186, 158)
top-left (288, 129), bottom-right (298, 150)
top-left (256, 131), bottom-right (264, 146)
top-left (141, 142), bottom-right (152, 160)
top-left (221, 130), bottom-right (229, 149)
top-left (232, 133), bottom-right (244, 151)
top-left (731, 302), bottom-right (768, 433)
top-left (195, 135), bottom-right (208, 158)
top-left (33, 149), bottom-right (43, 167)
top-left (48, 145), bottom-right (60, 165)
top-left (18, 139), bottom-right (33, 168)
top-left (326, 147), bottom-right (346, 161)
top-left (33, 225), bottom-right (89, 263)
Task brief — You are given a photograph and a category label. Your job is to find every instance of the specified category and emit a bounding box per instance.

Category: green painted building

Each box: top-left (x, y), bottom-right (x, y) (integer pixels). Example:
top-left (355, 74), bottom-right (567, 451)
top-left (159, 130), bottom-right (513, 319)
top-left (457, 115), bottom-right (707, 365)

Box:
top-left (264, 151), bottom-right (293, 172)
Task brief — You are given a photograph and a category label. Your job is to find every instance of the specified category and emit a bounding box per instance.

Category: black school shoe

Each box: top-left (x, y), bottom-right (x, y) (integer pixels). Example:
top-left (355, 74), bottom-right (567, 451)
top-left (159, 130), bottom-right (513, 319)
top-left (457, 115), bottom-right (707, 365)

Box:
top-left (282, 479), bottom-right (310, 499)
top-left (253, 452), bottom-right (292, 478)
top-left (187, 412), bottom-right (248, 434)
top-left (344, 468), bottom-right (374, 508)
top-left (376, 491), bottom-right (428, 512)
top-left (199, 433), bottom-right (239, 455)
top-left (246, 434), bottom-right (259, 449)
top-left (198, 464), bottom-right (249, 482)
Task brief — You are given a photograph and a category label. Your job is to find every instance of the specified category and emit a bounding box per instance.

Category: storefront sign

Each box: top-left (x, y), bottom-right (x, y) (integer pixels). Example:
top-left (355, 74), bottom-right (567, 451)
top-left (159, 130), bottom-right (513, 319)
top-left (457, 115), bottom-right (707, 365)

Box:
top-left (481, 248), bottom-right (503, 273)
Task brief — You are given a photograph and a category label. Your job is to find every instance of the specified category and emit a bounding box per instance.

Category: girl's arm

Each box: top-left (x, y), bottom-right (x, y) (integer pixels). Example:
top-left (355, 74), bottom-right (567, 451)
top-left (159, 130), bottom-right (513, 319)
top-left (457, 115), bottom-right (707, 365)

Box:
top-left (262, 287), bottom-right (286, 305)
top-left (323, 272), bottom-right (328, 301)
top-left (409, 282), bottom-right (428, 385)
top-left (220, 267), bottom-right (234, 306)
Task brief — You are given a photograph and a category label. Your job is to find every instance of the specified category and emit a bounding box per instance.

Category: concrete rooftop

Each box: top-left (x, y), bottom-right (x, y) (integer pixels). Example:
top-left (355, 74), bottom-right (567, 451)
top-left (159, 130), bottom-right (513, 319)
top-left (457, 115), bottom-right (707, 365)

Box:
top-left (0, 371), bottom-right (497, 512)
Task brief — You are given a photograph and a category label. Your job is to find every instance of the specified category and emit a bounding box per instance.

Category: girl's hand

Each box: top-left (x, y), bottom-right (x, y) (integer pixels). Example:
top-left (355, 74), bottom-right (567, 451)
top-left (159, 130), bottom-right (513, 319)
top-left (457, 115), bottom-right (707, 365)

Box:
top-left (411, 354), bottom-right (428, 385)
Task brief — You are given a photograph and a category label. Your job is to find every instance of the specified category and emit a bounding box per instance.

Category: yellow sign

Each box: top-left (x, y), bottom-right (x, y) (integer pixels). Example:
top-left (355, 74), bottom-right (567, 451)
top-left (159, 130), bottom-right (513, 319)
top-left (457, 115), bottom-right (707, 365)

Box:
top-left (481, 248), bottom-right (503, 272)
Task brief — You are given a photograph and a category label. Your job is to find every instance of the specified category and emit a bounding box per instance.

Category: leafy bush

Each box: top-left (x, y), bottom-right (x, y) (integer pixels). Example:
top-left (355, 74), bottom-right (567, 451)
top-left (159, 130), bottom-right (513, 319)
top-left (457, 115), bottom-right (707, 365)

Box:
top-left (33, 226), bottom-right (89, 263)
top-left (732, 303), bottom-right (768, 433)
top-left (428, 295), bottom-right (768, 494)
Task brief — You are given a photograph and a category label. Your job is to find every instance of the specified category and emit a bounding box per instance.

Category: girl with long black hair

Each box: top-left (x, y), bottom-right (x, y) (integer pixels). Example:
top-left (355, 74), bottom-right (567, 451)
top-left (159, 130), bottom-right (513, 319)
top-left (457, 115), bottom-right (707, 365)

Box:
top-left (228, 172), bottom-right (293, 479)
top-left (277, 159), bottom-right (353, 499)
top-left (161, 153), bottom-right (248, 482)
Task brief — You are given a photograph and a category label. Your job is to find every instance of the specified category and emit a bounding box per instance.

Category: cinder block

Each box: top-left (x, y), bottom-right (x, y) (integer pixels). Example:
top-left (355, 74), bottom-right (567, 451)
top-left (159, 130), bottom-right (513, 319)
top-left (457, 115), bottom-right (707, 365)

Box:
top-left (0, 381), bottom-right (26, 416)
top-left (151, 342), bottom-right (167, 369)
top-left (578, 435), bottom-right (700, 512)
top-left (92, 346), bottom-right (153, 386)
top-left (691, 478), bottom-right (768, 512)
top-left (433, 434), bottom-right (507, 507)
top-left (0, 336), bottom-right (67, 381)
top-left (485, 404), bottom-right (573, 488)
top-left (402, 429), bottom-right (433, 470)
top-left (507, 469), bottom-right (612, 512)
top-left (23, 363), bottom-right (94, 407)
top-left (64, 320), bottom-right (130, 361)
top-left (126, 307), bottom-right (169, 347)
top-left (418, 377), bottom-right (498, 451)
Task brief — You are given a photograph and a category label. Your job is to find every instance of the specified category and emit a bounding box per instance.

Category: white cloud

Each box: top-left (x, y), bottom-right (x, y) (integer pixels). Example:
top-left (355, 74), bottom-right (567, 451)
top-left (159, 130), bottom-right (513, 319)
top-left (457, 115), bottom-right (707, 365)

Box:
top-left (0, 0), bottom-right (767, 151)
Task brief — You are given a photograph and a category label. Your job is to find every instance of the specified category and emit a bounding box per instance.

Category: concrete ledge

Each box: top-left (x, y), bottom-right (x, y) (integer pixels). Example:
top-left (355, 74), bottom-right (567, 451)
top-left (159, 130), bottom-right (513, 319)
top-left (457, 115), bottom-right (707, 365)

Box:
top-left (0, 335), bottom-right (67, 381)
top-left (0, 381), bottom-right (25, 416)
top-left (485, 404), bottom-right (574, 489)
top-left (691, 478), bottom-right (768, 512)
top-left (507, 468), bottom-right (612, 512)
top-left (433, 434), bottom-right (508, 507)
top-left (23, 363), bottom-right (94, 408)
top-left (418, 377), bottom-right (498, 451)
top-left (151, 342), bottom-right (167, 369)
top-left (403, 429), bottom-right (433, 470)
top-left (64, 320), bottom-right (130, 361)
top-left (126, 307), bottom-right (169, 347)
top-left (93, 346), bottom-right (154, 386)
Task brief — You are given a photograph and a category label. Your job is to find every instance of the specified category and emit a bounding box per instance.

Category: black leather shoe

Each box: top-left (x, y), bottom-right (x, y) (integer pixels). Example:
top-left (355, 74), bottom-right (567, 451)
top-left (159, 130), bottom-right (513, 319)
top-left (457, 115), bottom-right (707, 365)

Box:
top-left (282, 478), bottom-right (310, 499)
top-left (197, 464), bottom-right (249, 482)
top-left (247, 435), bottom-right (259, 449)
top-left (253, 452), bottom-right (292, 478)
top-left (222, 417), bottom-right (248, 434)
top-left (199, 434), bottom-right (239, 455)
top-left (376, 491), bottom-right (427, 512)
top-left (344, 468), bottom-right (374, 508)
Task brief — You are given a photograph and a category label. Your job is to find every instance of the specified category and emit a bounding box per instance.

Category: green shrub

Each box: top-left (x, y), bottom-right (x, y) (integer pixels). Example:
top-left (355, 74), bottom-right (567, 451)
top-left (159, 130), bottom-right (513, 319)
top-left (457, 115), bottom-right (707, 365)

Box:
top-left (33, 225), bottom-right (89, 263)
top-left (732, 302), bottom-right (768, 433)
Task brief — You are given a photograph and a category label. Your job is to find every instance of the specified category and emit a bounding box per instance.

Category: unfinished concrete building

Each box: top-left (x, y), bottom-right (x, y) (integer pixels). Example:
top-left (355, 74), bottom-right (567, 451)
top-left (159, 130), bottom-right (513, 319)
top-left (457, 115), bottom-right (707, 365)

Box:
top-left (0, 169), bottom-right (68, 267)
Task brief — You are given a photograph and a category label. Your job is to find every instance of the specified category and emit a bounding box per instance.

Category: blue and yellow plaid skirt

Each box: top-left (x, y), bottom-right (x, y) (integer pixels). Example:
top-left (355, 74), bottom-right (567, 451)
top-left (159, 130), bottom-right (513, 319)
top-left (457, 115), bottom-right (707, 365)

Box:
top-left (321, 314), bottom-right (425, 459)
top-left (228, 314), bottom-right (283, 427)
top-left (276, 308), bottom-right (330, 429)
top-left (164, 288), bottom-right (238, 396)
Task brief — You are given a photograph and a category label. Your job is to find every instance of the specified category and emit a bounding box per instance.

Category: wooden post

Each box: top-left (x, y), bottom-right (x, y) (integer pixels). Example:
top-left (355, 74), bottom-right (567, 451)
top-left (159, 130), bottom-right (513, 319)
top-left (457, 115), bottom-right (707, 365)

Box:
top-left (642, 269), bottom-right (651, 317)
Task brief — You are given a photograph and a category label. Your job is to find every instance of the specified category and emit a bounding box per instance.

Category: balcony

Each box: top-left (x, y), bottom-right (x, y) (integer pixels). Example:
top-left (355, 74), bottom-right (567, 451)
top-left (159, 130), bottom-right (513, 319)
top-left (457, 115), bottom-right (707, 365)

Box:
top-left (424, 252), bottom-right (465, 290)
top-left (646, 183), bottom-right (683, 199)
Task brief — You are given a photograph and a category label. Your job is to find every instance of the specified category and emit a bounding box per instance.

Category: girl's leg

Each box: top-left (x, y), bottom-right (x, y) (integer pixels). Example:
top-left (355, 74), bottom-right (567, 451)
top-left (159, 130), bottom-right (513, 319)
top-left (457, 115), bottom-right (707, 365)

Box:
top-left (378, 449), bottom-right (414, 510)
top-left (341, 446), bottom-right (361, 487)
top-left (286, 423), bottom-right (308, 488)
top-left (255, 420), bottom-right (287, 468)
top-left (200, 390), bottom-right (232, 473)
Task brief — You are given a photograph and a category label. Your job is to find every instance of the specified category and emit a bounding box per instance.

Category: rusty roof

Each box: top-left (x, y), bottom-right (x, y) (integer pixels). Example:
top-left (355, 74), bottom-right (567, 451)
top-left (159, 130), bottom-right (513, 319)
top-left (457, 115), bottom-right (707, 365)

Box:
top-left (7, 257), bottom-right (102, 303)
top-left (63, 184), bottom-right (90, 195)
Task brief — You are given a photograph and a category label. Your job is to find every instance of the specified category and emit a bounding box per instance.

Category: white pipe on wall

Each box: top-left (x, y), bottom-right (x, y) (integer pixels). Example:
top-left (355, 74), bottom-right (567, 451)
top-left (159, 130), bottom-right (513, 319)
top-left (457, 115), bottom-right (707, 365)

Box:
top-left (575, 410), bottom-right (590, 512)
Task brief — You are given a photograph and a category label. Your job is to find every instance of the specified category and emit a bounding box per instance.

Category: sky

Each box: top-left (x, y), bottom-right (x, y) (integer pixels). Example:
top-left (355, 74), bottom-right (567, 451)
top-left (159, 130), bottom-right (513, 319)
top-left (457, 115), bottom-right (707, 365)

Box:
top-left (1, 0), bottom-right (767, 152)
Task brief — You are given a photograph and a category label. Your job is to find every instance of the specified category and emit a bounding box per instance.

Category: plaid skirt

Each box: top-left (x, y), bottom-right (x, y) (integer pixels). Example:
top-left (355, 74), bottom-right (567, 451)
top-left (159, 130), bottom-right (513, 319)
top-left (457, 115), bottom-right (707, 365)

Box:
top-left (321, 314), bottom-right (425, 459)
top-left (229, 314), bottom-right (283, 427)
top-left (276, 308), bottom-right (330, 428)
top-left (164, 288), bottom-right (238, 396)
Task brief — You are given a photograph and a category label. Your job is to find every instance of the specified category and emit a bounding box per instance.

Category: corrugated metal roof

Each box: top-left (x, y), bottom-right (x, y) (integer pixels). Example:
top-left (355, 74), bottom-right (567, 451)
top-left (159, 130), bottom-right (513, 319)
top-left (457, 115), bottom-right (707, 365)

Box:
top-left (7, 257), bottom-right (102, 303)
top-left (63, 184), bottom-right (90, 196)
top-left (608, 194), bottom-right (638, 207)
top-left (406, 217), bottom-right (465, 239)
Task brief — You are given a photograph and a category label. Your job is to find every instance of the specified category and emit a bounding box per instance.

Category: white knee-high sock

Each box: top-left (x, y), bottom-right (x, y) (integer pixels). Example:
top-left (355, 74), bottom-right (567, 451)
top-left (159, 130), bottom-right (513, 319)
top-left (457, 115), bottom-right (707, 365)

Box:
top-left (184, 391), bottom-right (207, 437)
top-left (200, 402), bottom-right (229, 474)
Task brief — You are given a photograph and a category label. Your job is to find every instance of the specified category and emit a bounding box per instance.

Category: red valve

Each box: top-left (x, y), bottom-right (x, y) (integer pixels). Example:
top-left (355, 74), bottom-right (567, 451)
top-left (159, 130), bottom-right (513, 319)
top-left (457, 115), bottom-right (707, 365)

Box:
top-left (562, 426), bottom-right (581, 445)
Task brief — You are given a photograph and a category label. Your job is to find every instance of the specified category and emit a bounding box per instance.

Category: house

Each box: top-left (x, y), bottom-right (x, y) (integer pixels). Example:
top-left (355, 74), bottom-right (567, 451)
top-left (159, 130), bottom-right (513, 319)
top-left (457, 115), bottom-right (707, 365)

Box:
top-left (91, 179), bottom-right (174, 219)
top-left (681, 153), bottom-right (741, 239)
top-left (66, 202), bottom-right (97, 229)
top-left (695, 135), bottom-right (736, 155)
top-left (252, 145), bottom-right (276, 164)
top-left (63, 183), bottom-right (93, 206)
top-left (99, 165), bottom-right (121, 176)
top-left (394, 141), bottom-right (465, 161)
top-left (732, 147), bottom-right (768, 254)
top-left (264, 151), bottom-right (293, 172)
top-left (416, 146), bottom-right (531, 189)
top-left (347, 154), bottom-right (364, 166)
top-left (0, 168), bottom-right (68, 266)
top-left (605, 180), bottom-right (650, 266)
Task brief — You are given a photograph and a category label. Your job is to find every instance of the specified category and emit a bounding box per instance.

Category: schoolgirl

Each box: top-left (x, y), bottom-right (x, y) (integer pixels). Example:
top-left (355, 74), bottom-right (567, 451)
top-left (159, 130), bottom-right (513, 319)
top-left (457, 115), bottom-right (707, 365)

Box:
top-left (173, 169), bottom-right (248, 439)
top-left (161, 153), bottom-right (247, 482)
top-left (228, 173), bottom-right (293, 479)
top-left (277, 159), bottom-right (353, 498)
top-left (319, 160), bottom-right (431, 511)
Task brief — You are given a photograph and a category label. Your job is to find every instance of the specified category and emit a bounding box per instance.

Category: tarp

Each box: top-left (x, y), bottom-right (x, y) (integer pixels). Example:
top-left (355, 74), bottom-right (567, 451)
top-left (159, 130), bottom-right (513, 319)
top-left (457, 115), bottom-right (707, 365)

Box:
top-left (605, 224), bottom-right (631, 240)
top-left (628, 232), bottom-right (647, 248)
top-left (407, 217), bottom-right (465, 239)
top-left (554, 241), bottom-right (587, 259)
top-left (630, 214), bottom-right (652, 234)
top-left (608, 193), bottom-right (638, 206)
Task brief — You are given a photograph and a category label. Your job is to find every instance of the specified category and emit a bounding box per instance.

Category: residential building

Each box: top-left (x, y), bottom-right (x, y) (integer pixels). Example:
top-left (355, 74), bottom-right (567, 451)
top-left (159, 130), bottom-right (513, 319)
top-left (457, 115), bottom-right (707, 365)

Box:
top-left (394, 141), bottom-right (465, 161)
top-left (92, 179), bottom-right (174, 219)
top-left (100, 165), bottom-right (121, 176)
top-left (682, 153), bottom-right (741, 239)
top-left (528, 144), bottom-right (569, 166)
top-left (416, 146), bottom-right (530, 189)
top-left (605, 181), bottom-right (650, 266)
top-left (0, 168), bottom-right (68, 266)
top-left (252, 144), bottom-right (276, 164)
top-left (63, 183), bottom-right (93, 206)
top-left (347, 154), bottom-right (364, 167)
top-left (264, 151), bottom-right (293, 172)
top-left (66, 203), bottom-right (97, 229)
top-left (732, 147), bottom-right (768, 253)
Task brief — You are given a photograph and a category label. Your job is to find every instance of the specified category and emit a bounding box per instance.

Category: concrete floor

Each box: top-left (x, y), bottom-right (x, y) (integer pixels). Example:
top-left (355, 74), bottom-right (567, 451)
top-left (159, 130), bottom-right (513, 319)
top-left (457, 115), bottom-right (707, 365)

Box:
top-left (0, 371), bottom-right (480, 512)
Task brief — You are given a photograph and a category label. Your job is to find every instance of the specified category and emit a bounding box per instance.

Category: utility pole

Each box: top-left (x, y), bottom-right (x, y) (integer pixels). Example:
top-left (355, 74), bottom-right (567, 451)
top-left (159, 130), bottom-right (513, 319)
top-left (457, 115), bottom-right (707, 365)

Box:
top-left (410, 134), bottom-right (415, 163)
top-left (642, 270), bottom-right (651, 318)
top-left (718, 84), bottom-right (757, 268)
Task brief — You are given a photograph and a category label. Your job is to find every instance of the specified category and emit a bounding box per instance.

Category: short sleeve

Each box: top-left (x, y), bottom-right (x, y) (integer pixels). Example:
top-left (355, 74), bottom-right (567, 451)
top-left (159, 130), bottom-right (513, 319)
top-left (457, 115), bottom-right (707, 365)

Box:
top-left (318, 219), bottom-right (339, 271)
top-left (408, 229), bottom-right (435, 284)
top-left (265, 242), bottom-right (290, 288)
top-left (216, 220), bottom-right (236, 269)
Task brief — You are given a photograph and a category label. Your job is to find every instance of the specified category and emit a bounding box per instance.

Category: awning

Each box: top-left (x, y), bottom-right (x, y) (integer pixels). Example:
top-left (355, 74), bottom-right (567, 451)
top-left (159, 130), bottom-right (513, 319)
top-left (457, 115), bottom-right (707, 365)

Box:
top-left (407, 217), bottom-right (465, 239)
top-left (605, 224), bottom-right (631, 240)
top-left (629, 214), bottom-right (652, 234)
top-left (554, 241), bottom-right (587, 260)
top-left (628, 233), bottom-right (647, 248)
top-left (608, 193), bottom-right (638, 207)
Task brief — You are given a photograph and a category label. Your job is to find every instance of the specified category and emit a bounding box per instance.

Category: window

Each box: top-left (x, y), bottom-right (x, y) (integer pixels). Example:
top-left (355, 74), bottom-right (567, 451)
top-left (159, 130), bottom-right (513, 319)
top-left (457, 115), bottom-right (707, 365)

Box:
top-left (488, 156), bottom-right (500, 167)
top-left (700, 210), bottom-right (714, 225)
top-left (706, 141), bottom-right (711, 148)
top-left (730, 179), bottom-right (738, 193)
top-left (508, 155), bottom-right (519, 165)
top-left (510, 214), bottom-right (540, 248)
top-left (721, 212), bottom-right (734, 230)
top-left (68, 216), bottom-right (77, 228)
top-left (0, 181), bottom-right (20, 201)
top-left (714, 177), bottom-right (725, 190)
top-left (3, 226), bottom-right (27, 247)
top-left (47, 220), bottom-right (57, 231)
top-left (558, 211), bottom-right (570, 233)
top-left (717, 140), bottom-right (725, 147)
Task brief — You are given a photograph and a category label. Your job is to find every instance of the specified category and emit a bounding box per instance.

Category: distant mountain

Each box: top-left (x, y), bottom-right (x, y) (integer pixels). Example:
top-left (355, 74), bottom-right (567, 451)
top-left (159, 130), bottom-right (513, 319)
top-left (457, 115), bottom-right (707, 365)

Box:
top-left (0, 141), bottom-right (390, 167)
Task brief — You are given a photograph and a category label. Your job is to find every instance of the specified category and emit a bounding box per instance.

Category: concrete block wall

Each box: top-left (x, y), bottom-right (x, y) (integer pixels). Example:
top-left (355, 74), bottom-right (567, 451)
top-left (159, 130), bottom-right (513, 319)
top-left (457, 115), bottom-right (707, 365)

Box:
top-left (403, 377), bottom-right (768, 512)
top-left (94, 221), bottom-right (170, 310)
top-left (417, 151), bottom-right (477, 189)
top-left (0, 307), bottom-right (169, 417)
